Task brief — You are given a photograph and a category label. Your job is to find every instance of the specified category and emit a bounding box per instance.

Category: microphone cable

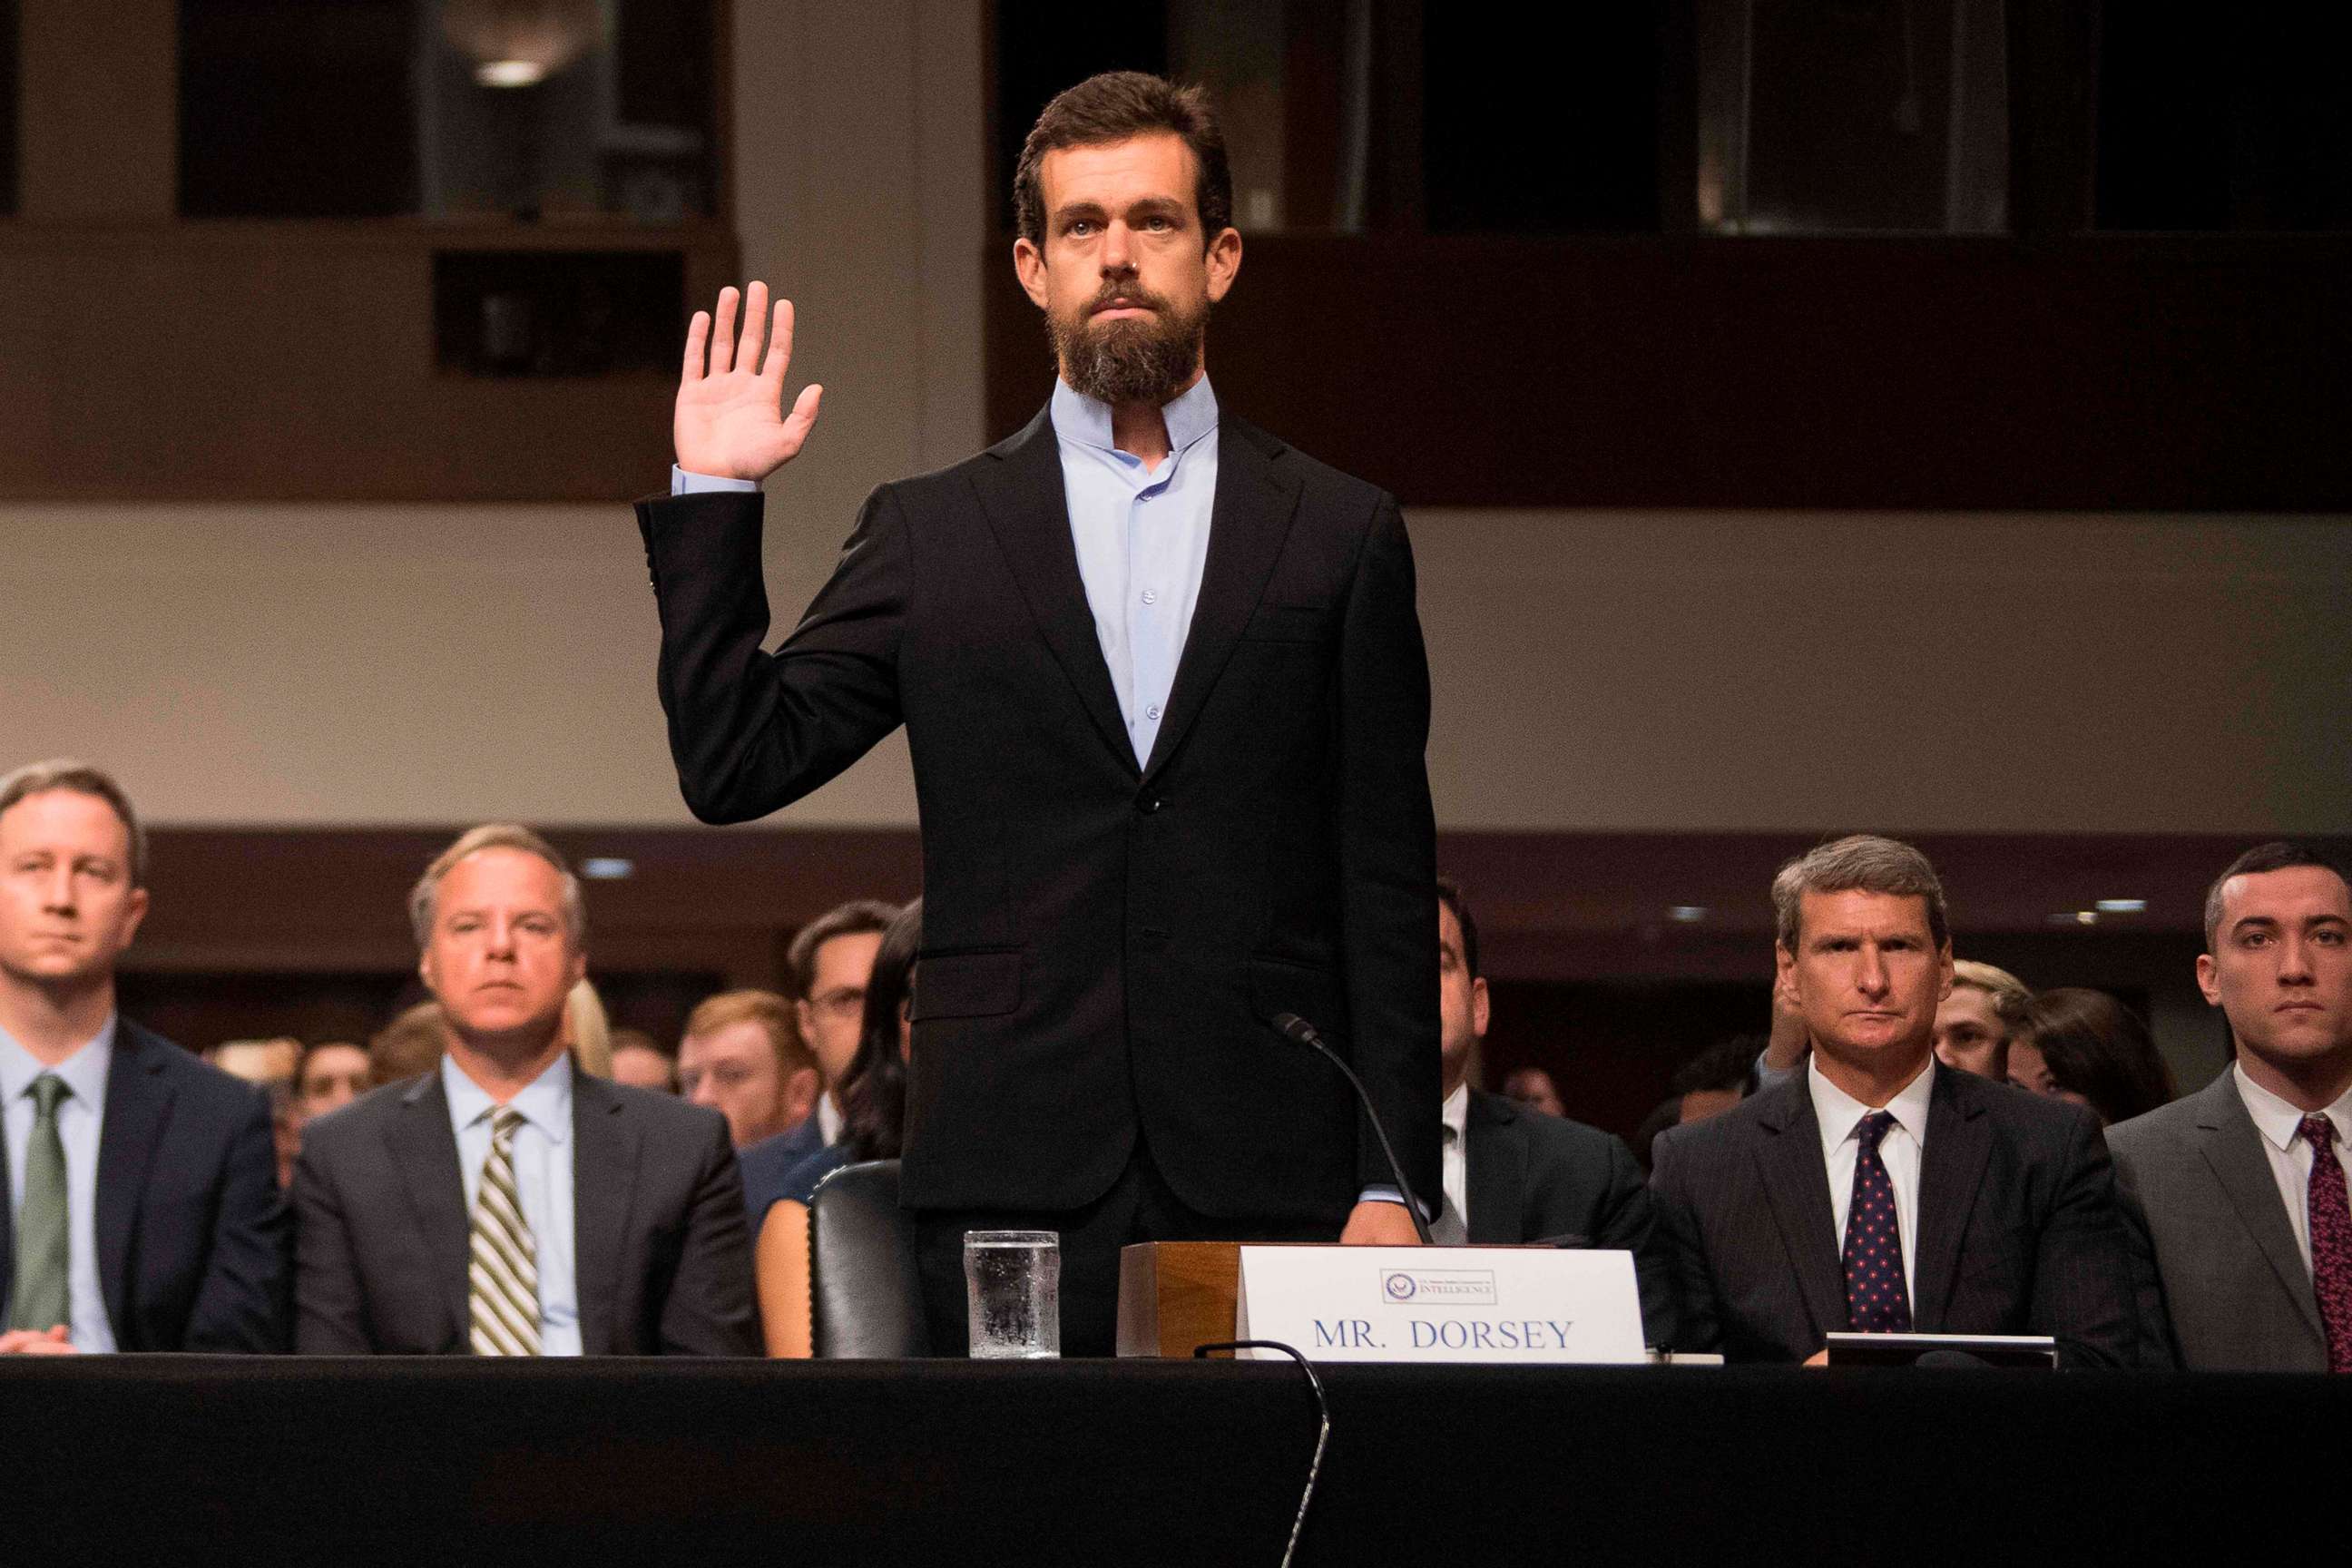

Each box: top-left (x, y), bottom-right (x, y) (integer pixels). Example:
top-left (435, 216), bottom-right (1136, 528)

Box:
top-left (1193, 1338), bottom-right (1330, 1568)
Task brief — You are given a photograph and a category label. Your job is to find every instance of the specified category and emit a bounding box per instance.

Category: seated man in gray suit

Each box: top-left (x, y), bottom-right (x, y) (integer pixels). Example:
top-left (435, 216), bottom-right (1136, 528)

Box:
top-left (1434, 879), bottom-right (1671, 1347)
top-left (296, 825), bottom-right (756, 1355)
top-left (1651, 835), bottom-right (2140, 1365)
top-left (2109, 842), bottom-right (2352, 1371)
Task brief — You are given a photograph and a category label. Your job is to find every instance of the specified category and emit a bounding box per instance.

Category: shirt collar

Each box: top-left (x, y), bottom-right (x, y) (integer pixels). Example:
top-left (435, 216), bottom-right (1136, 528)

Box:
top-left (441, 1049), bottom-right (573, 1146)
top-left (0, 1015), bottom-right (118, 1110)
top-left (1049, 374), bottom-right (1220, 465)
top-left (2232, 1060), bottom-right (2352, 1153)
top-left (1809, 1053), bottom-right (1936, 1155)
top-left (1441, 1081), bottom-right (1470, 1142)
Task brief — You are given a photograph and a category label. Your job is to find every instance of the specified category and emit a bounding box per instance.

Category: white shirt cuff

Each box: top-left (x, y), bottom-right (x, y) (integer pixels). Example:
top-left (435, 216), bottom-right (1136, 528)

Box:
top-left (671, 465), bottom-right (760, 495)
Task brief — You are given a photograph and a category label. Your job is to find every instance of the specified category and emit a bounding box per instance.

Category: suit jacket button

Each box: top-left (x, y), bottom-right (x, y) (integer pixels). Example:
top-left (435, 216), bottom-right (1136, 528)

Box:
top-left (1138, 796), bottom-right (1163, 814)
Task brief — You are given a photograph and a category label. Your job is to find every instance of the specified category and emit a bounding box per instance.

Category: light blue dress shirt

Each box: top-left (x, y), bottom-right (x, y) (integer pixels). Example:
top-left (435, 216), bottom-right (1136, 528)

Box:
top-left (0, 1020), bottom-right (119, 1350)
top-left (441, 1052), bottom-right (582, 1356)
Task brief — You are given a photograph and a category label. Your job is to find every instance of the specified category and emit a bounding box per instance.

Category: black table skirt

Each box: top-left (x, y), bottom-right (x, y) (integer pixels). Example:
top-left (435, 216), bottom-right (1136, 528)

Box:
top-left (7, 1357), bottom-right (2326, 1563)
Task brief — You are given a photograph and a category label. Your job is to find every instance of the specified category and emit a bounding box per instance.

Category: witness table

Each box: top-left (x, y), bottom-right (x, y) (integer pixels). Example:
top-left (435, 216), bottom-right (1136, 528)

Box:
top-left (7, 1357), bottom-right (2328, 1562)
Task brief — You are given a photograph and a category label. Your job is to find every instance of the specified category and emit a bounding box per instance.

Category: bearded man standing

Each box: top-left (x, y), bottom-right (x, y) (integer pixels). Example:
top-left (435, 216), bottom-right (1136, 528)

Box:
top-left (638, 72), bottom-right (1437, 1354)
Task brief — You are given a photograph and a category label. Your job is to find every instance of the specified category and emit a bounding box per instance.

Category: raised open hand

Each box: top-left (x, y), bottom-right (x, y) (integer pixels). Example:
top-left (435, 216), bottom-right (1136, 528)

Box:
top-left (674, 281), bottom-right (825, 482)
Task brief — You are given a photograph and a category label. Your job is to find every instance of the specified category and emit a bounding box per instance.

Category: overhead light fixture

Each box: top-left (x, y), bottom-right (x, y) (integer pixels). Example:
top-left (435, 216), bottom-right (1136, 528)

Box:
top-left (1668, 906), bottom-right (1709, 924)
top-left (2045, 909), bottom-right (2100, 926)
top-left (2094, 898), bottom-right (2147, 915)
top-left (440, 0), bottom-right (603, 88)
top-left (581, 857), bottom-right (635, 881)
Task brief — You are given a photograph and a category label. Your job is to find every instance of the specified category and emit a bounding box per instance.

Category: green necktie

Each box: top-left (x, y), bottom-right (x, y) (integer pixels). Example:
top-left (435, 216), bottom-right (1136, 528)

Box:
top-left (9, 1074), bottom-right (71, 1334)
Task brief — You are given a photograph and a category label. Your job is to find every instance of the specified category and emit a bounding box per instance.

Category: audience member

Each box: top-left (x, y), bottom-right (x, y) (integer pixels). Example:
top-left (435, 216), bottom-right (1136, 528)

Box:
top-left (1650, 834), bottom-right (2140, 1365)
top-left (756, 899), bottom-right (920, 1357)
top-left (679, 990), bottom-right (820, 1149)
top-left (2110, 842), bottom-right (2352, 1370)
top-left (1934, 960), bottom-right (2029, 1081)
top-left (1673, 1036), bottom-right (1759, 1125)
top-left (2016, 988), bottom-right (2175, 1126)
top-left (295, 1041), bottom-right (370, 1123)
top-left (1430, 881), bottom-right (1672, 1345)
top-left (293, 824), bottom-right (755, 1355)
top-left (737, 901), bottom-right (901, 1219)
top-left (1750, 971), bottom-right (1811, 1088)
top-left (0, 759), bottom-right (288, 1353)
top-left (368, 1000), bottom-right (447, 1087)
top-left (210, 1036), bottom-right (304, 1189)
top-left (608, 1027), bottom-right (677, 1093)
top-left (563, 977), bottom-right (614, 1078)
top-left (1501, 1065), bottom-right (1566, 1119)
top-left (789, 900), bottom-right (900, 1140)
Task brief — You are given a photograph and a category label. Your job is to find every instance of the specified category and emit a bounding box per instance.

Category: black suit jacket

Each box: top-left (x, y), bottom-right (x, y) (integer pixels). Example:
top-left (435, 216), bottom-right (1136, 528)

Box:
top-left (1464, 1089), bottom-right (1675, 1348)
top-left (293, 1069), bottom-right (756, 1355)
top-left (1649, 1065), bottom-right (2141, 1366)
top-left (0, 1020), bottom-right (289, 1351)
top-left (636, 405), bottom-right (1439, 1224)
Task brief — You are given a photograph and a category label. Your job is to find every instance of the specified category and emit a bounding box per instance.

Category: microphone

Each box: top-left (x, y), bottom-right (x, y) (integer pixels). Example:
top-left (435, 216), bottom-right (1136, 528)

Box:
top-left (1271, 1012), bottom-right (1436, 1246)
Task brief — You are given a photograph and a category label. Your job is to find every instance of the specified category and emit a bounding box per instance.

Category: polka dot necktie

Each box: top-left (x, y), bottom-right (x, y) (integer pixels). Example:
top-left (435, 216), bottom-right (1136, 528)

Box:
top-left (1841, 1110), bottom-right (1913, 1333)
top-left (2298, 1114), bottom-right (2352, 1373)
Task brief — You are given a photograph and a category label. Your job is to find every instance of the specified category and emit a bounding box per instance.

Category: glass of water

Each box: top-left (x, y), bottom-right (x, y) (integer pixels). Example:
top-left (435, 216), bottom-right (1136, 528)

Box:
top-left (963, 1230), bottom-right (1061, 1359)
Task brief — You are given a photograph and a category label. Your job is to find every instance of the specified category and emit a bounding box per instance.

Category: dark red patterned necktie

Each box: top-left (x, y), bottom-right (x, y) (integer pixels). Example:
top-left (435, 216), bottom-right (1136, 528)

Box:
top-left (2299, 1113), bottom-right (2352, 1373)
top-left (1842, 1110), bottom-right (1913, 1333)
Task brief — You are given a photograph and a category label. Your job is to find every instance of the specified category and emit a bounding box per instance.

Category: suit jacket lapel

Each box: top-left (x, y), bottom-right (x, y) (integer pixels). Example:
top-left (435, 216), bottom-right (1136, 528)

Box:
top-left (571, 1074), bottom-right (638, 1357)
top-left (1463, 1091), bottom-right (1523, 1246)
top-left (387, 1073), bottom-right (470, 1350)
top-left (1912, 1068), bottom-right (1993, 1328)
top-left (95, 1023), bottom-right (176, 1337)
top-left (1140, 420), bottom-right (1302, 785)
top-left (969, 405), bottom-right (1138, 776)
top-left (2194, 1072), bottom-right (2326, 1340)
top-left (1750, 1080), bottom-right (1848, 1338)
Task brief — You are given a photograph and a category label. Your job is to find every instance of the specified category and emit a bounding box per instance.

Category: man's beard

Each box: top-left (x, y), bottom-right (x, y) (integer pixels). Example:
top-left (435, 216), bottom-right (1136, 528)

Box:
top-left (1047, 280), bottom-right (1209, 407)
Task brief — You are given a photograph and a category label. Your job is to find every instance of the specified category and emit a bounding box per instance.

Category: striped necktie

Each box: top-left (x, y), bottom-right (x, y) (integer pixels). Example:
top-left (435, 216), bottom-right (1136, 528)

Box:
top-left (468, 1106), bottom-right (542, 1357)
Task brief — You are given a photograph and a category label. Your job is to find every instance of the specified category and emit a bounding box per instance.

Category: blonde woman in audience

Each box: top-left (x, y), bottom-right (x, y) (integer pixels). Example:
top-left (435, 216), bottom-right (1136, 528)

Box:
top-left (211, 1037), bottom-right (303, 1188)
top-left (758, 900), bottom-right (919, 1357)
top-left (1933, 959), bottom-right (2031, 1081)
top-left (564, 976), bottom-right (614, 1077)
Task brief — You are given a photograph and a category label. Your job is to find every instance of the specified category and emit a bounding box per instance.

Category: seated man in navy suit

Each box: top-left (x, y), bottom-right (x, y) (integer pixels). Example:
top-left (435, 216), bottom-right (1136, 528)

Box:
top-left (1434, 878), bottom-right (1672, 1347)
top-left (0, 759), bottom-right (288, 1353)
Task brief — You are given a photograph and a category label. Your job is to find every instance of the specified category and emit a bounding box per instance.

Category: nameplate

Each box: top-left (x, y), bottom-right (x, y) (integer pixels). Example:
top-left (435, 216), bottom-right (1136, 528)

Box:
top-left (1233, 1246), bottom-right (1646, 1364)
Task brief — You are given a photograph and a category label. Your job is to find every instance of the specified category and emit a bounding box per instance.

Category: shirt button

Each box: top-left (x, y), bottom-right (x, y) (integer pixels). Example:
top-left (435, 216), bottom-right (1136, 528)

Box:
top-left (1146, 704), bottom-right (1161, 720)
top-left (1141, 590), bottom-right (1158, 605)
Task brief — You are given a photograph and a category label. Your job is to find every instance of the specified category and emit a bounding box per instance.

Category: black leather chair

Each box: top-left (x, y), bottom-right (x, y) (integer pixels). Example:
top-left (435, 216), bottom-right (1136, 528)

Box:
top-left (807, 1159), bottom-right (931, 1357)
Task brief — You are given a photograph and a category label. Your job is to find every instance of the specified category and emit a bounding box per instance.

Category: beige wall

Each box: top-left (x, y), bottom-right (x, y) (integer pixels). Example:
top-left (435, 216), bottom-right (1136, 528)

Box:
top-left (3, 1), bottom-right (2347, 840)
top-left (5, 502), bottom-right (2346, 834)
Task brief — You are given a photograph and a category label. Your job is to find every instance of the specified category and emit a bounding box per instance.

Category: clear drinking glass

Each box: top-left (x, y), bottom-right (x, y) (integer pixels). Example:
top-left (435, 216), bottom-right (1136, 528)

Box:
top-left (963, 1230), bottom-right (1061, 1359)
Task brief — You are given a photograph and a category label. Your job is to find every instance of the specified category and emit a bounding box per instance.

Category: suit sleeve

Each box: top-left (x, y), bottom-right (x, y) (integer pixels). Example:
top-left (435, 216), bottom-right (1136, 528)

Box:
top-left (2032, 1107), bottom-right (2143, 1369)
top-left (1589, 1133), bottom-right (1678, 1351)
top-left (1334, 494), bottom-right (1440, 1202)
top-left (291, 1139), bottom-right (372, 1354)
top-left (181, 1085), bottom-right (291, 1353)
top-left (1646, 1129), bottom-right (1720, 1354)
top-left (659, 1113), bottom-right (760, 1357)
top-left (636, 484), bottom-right (910, 825)
top-left (2104, 1133), bottom-right (2181, 1370)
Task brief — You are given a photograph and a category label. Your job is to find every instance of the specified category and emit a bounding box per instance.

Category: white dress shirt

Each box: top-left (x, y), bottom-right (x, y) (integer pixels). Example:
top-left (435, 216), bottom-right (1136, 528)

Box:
top-left (0, 1021), bottom-right (119, 1351)
top-left (442, 1053), bottom-right (582, 1356)
top-left (1435, 1082), bottom-right (1471, 1243)
top-left (2230, 1062), bottom-right (2352, 1274)
top-left (816, 1089), bottom-right (843, 1147)
top-left (1809, 1055), bottom-right (1936, 1299)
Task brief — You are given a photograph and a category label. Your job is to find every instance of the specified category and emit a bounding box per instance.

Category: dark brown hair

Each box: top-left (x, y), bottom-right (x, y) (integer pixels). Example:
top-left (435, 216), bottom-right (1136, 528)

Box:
top-left (2022, 988), bottom-right (2175, 1127)
top-left (1436, 876), bottom-right (1481, 979)
top-left (1013, 71), bottom-right (1232, 249)
top-left (2203, 841), bottom-right (2350, 949)
top-left (786, 900), bottom-right (903, 1000)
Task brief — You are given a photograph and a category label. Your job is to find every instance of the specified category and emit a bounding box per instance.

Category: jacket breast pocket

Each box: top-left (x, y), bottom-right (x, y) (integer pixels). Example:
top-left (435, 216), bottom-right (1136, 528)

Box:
top-left (909, 948), bottom-right (1024, 1021)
